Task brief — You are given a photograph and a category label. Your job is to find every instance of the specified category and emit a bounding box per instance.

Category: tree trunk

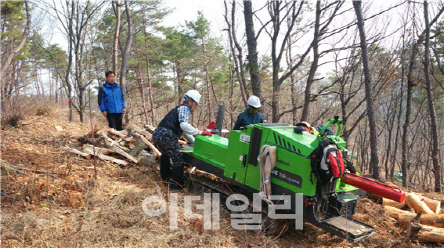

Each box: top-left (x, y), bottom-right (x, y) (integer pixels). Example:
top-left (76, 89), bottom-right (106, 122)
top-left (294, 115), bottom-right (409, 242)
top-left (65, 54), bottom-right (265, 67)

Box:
top-left (229, 61), bottom-right (234, 129)
top-left (272, 84), bottom-right (281, 123)
top-left (66, 0), bottom-right (75, 122)
top-left (243, 0), bottom-right (261, 99)
top-left (423, 0), bottom-right (442, 192)
top-left (353, 0), bottom-right (380, 180)
top-left (120, 0), bottom-right (133, 124)
top-left (227, 0), bottom-right (248, 105)
top-left (113, 0), bottom-right (121, 73)
top-left (301, 1), bottom-right (321, 122)
top-left (201, 38), bottom-right (212, 122)
top-left (402, 39), bottom-right (420, 188)
top-left (143, 20), bottom-right (156, 126)
top-left (175, 60), bottom-right (182, 105)
top-left (0, 0), bottom-right (31, 79)
top-left (134, 40), bottom-right (149, 125)
top-left (391, 54), bottom-right (405, 178)
top-left (78, 87), bottom-right (85, 122)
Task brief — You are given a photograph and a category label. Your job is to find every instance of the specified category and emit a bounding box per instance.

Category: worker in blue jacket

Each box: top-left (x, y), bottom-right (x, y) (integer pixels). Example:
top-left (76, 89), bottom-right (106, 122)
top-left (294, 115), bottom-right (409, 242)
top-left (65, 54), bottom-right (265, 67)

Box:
top-left (233, 95), bottom-right (264, 130)
top-left (99, 71), bottom-right (126, 130)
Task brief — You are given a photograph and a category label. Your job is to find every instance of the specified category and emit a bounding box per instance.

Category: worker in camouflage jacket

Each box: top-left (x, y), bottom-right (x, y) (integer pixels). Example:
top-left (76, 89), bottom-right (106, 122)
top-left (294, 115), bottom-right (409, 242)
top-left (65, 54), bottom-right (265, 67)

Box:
top-left (152, 90), bottom-right (212, 190)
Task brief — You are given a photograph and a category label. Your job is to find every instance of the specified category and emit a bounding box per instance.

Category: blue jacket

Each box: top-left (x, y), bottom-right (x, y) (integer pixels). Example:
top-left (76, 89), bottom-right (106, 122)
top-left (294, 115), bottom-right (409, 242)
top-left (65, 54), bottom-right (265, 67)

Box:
top-left (233, 109), bottom-right (264, 130)
top-left (99, 82), bottom-right (126, 113)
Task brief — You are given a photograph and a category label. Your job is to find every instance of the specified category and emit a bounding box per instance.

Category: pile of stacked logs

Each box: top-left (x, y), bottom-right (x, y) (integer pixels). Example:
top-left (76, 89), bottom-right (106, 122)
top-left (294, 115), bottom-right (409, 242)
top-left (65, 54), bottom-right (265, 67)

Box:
top-left (66, 124), bottom-right (166, 167)
top-left (383, 192), bottom-right (444, 243)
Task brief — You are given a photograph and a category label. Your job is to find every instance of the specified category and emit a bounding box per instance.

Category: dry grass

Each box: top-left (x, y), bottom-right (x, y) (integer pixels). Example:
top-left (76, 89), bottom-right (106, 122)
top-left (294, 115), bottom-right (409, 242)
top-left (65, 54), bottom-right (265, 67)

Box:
top-left (1, 113), bottom-right (443, 248)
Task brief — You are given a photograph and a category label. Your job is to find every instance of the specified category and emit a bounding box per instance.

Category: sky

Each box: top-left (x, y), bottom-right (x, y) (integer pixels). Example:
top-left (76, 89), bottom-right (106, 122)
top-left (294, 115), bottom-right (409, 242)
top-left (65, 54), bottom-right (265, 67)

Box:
top-left (38, 0), bottom-right (443, 95)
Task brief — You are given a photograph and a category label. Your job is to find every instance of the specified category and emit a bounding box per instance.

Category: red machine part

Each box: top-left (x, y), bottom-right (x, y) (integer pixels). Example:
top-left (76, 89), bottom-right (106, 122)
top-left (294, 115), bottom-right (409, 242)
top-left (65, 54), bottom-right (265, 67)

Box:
top-left (341, 173), bottom-right (406, 203)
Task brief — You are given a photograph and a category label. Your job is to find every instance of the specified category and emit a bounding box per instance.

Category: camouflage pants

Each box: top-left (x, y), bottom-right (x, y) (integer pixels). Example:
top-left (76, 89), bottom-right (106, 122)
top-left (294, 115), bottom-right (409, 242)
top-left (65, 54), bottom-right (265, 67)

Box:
top-left (152, 127), bottom-right (184, 186)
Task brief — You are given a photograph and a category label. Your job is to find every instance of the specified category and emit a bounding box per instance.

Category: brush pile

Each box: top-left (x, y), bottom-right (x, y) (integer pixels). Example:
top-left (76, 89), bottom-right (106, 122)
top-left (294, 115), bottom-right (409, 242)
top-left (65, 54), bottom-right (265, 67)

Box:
top-left (68, 124), bottom-right (163, 167)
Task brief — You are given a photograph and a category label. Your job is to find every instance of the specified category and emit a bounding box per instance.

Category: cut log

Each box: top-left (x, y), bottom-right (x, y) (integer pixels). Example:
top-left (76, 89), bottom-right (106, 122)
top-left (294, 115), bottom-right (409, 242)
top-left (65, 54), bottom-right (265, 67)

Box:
top-left (399, 213), bottom-right (444, 228)
top-left (84, 144), bottom-right (137, 163)
top-left (130, 124), bottom-right (152, 140)
top-left (384, 205), bottom-right (414, 220)
top-left (129, 142), bottom-right (147, 157)
top-left (416, 194), bottom-right (441, 214)
top-left (383, 198), bottom-right (406, 209)
top-left (96, 130), bottom-right (130, 152)
top-left (109, 128), bottom-right (128, 138)
top-left (111, 144), bottom-right (138, 164)
top-left (407, 222), bottom-right (444, 243)
top-left (77, 136), bottom-right (108, 148)
top-left (83, 125), bottom-right (104, 137)
top-left (83, 145), bottom-right (114, 155)
top-left (405, 193), bottom-right (435, 214)
top-left (65, 147), bottom-right (91, 159)
top-left (83, 146), bottom-right (128, 166)
top-left (135, 132), bottom-right (161, 157)
top-left (144, 124), bottom-right (156, 133)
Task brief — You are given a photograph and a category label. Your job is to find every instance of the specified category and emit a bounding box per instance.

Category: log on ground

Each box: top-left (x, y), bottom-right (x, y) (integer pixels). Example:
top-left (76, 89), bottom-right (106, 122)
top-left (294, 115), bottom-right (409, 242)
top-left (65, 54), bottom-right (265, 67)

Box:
top-left (407, 222), bottom-right (444, 243)
top-left (405, 193), bottom-right (435, 215)
top-left (399, 213), bottom-right (444, 228)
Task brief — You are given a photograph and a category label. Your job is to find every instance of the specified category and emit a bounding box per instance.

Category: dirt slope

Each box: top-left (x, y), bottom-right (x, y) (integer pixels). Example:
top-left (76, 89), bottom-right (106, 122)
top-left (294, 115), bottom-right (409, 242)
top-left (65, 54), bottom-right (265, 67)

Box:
top-left (1, 114), bottom-right (443, 248)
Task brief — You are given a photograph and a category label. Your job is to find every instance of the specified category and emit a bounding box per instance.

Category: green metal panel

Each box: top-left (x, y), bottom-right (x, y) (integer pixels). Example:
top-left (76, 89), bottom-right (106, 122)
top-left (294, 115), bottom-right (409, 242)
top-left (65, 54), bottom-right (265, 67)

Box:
top-left (327, 135), bottom-right (347, 150)
top-left (192, 135), bottom-right (228, 169)
top-left (223, 130), bottom-right (252, 184)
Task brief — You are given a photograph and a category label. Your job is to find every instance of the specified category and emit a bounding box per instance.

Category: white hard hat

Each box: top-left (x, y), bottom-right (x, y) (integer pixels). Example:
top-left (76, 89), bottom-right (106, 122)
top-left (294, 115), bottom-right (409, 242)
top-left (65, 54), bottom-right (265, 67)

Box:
top-left (247, 95), bottom-right (261, 108)
top-left (185, 90), bottom-right (201, 104)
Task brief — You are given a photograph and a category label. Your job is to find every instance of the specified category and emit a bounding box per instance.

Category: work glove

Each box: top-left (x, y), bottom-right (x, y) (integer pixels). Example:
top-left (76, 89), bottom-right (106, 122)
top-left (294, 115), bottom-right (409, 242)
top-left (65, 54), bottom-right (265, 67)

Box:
top-left (199, 130), bottom-right (213, 136)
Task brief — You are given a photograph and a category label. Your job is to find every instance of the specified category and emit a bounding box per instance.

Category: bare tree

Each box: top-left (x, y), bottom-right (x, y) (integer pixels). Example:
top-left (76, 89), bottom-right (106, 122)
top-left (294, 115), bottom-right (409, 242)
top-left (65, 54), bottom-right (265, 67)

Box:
top-left (112, 0), bottom-right (121, 73)
top-left (423, 0), bottom-right (441, 192)
top-left (134, 37), bottom-right (149, 124)
top-left (223, 0), bottom-right (248, 107)
top-left (142, 18), bottom-right (156, 126)
top-left (401, 2), bottom-right (444, 187)
top-left (353, 0), bottom-right (381, 180)
top-left (120, 0), bottom-right (134, 123)
top-left (243, 0), bottom-right (261, 99)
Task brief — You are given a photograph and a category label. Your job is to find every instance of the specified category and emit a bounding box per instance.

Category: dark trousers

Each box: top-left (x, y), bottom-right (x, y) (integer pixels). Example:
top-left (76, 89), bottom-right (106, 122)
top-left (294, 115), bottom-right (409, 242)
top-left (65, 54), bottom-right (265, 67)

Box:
top-left (107, 113), bottom-right (123, 130)
top-left (152, 127), bottom-right (184, 188)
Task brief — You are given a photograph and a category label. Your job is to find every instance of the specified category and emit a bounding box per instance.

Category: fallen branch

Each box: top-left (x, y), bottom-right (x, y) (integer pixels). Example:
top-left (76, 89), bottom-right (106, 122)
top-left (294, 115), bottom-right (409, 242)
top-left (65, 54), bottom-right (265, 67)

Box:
top-left (65, 147), bottom-right (91, 159)
top-left (109, 128), bottom-right (128, 138)
top-left (96, 130), bottom-right (130, 152)
top-left (83, 145), bottom-right (113, 155)
top-left (135, 132), bottom-right (161, 157)
top-left (111, 144), bottom-right (138, 163)
top-left (130, 124), bottom-right (152, 140)
top-left (129, 142), bottom-right (147, 157)
top-left (144, 124), bottom-right (156, 133)
top-left (83, 146), bottom-right (128, 166)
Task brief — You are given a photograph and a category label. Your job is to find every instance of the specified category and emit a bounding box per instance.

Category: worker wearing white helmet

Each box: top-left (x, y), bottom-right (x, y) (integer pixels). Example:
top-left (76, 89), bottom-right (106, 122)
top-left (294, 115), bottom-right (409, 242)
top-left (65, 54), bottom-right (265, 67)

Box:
top-left (233, 95), bottom-right (264, 130)
top-left (152, 90), bottom-right (212, 190)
